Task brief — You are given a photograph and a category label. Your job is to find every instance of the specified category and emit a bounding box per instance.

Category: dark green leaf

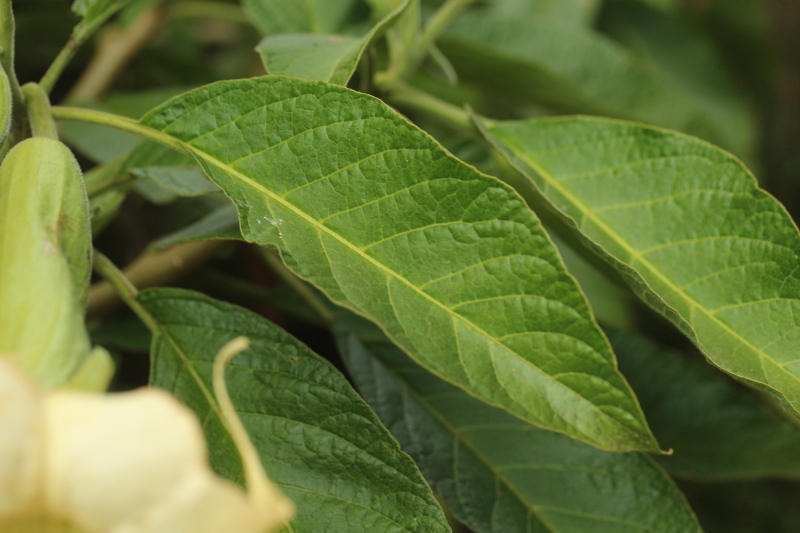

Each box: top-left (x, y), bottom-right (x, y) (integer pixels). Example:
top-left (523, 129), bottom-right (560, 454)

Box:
top-left (141, 288), bottom-right (450, 532)
top-left (152, 204), bottom-right (242, 250)
top-left (480, 115), bottom-right (800, 416)
top-left (440, 15), bottom-right (738, 151)
top-left (337, 318), bottom-right (702, 533)
top-left (72, 0), bottom-right (133, 30)
top-left (139, 77), bottom-right (658, 452)
top-left (609, 327), bottom-right (800, 480)
top-left (256, 0), bottom-right (409, 85)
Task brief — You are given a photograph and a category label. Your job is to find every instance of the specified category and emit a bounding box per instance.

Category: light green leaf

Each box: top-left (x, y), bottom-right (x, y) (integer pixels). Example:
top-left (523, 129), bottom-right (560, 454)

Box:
top-left (138, 76), bottom-right (658, 452)
top-left (609, 327), bottom-right (800, 480)
top-left (0, 138), bottom-right (91, 387)
top-left (242, 0), bottom-right (360, 36)
top-left (152, 204), bottom-right (242, 250)
top-left (256, 0), bottom-right (409, 85)
top-left (439, 15), bottom-right (738, 151)
top-left (337, 318), bottom-right (702, 533)
top-left (142, 288), bottom-right (451, 532)
top-left (480, 115), bottom-right (800, 416)
top-left (0, 66), bottom-right (10, 148)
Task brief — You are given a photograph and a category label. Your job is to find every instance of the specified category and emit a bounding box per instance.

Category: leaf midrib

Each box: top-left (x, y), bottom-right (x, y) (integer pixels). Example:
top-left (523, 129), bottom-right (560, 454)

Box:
top-left (502, 135), bottom-right (800, 396)
top-left (183, 135), bottom-right (645, 448)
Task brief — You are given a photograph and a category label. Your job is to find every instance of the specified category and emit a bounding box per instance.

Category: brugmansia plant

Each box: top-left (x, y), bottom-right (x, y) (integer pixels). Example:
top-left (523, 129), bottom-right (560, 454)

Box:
top-left (1, 0), bottom-right (799, 531)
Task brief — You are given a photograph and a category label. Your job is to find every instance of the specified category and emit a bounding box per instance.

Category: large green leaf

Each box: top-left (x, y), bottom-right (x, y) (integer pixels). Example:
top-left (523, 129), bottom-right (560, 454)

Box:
top-left (256, 0), bottom-right (409, 85)
top-left (337, 318), bottom-right (701, 533)
top-left (479, 115), bottom-right (800, 415)
top-left (141, 288), bottom-right (450, 532)
top-left (0, 138), bottom-right (91, 387)
top-left (608, 327), bottom-right (800, 480)
top-left (136, 76), bottom-right (658, 452)
top-left (439, 14), bottom-right (738, 151)
top-left (242, 0), bottom-right (360, 36)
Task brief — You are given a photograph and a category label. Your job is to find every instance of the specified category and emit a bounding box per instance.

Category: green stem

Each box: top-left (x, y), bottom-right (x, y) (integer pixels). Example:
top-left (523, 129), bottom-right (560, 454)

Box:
top-left (39, 29), bottom-right (83, 95)
top-left (1, 0), bottom-right (28, 142)
top-left (386, 80), bottom-right (471, 130)
top-left (408, 0), bottom-right (474, 74)
top-left (91, 250), bottom-right (160, 331)
top-left (21, 83), bottom-right (58, 140)
top-left (51, 105), bottom-right (189, 154)
top-left (258, 248), bottom-right (335, 325)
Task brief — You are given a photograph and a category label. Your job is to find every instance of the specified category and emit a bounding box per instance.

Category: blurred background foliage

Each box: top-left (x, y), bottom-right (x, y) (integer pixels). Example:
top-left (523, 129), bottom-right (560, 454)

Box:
top-left (13, 0), bottom-right (800, 531)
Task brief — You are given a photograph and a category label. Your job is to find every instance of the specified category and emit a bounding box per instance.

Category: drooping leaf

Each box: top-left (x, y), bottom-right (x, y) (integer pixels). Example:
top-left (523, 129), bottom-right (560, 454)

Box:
top-left (439, 14), bottom-right (738, 151)
top-left (135, 76), bottom-right (658, 452)
top-left (599, 2), bottom-right (755, 159)
top-left (337, 317), bottom-right (702, 533)
top-left (256, 0), bottom-right (409, 85)
top-left (479, 115), bottom-right (800, 416)
top-left (608, 327), bottom-right (800, 480)
top-left (152, 204), bottom-right (242, 250)
top-left (141, 288), bottom-right (451, 533)
top-left (242, 0), bottom-right (360, 36)
top-left (0, 138), bottom-right (91, 387)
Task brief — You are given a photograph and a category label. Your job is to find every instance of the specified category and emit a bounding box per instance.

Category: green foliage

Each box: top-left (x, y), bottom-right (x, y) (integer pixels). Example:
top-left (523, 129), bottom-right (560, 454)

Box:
top-left (4, 0), bottom-right (800, 530)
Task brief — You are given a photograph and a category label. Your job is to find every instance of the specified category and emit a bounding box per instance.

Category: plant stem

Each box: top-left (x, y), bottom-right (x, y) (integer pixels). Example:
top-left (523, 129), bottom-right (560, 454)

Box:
top-left (258, 248), bottom-right (335, 325)
top-left (21, 83), bottom-right (58, 140)
top-left (91, 251), bottom-right (159, 331)
top-left (39, 29), bottom-right (83, 95)
top-left (1, 0), bottom-right (28, 142)
top-left (51, 105), bottom-right (189, 154)
top-left (167, 1), bottom-right (249, 24)
top-left (407, 0), bottom-right (474, 74)
top-left (386, 80), bottom-right (471, 130)
top-left (68, 8), bottom-right (162, 102)
top-left (88, 240), bottom-right (227, 317)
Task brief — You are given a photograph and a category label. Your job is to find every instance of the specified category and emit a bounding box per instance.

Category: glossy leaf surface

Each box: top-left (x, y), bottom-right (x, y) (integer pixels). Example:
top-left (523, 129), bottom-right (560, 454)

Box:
top-left (337, 319), bottom-right (701, 533)
top-left (481, 115), bottom-right (800, 415)
top-left (139, 77), bottom-right (657, 452)
top-left (256, 0), bottom-right (408, 85)
top-left (142, 288), bottom-right (450, 532)
top-left (609, 328), bottom-right (800, 480)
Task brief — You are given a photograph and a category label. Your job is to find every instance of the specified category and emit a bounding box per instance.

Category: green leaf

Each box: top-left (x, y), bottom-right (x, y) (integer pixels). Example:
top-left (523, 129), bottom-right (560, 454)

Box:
top-left (0, 138), bottom-right (91, 387)
top-left (462, 0), bottom-right (600, 28)
top-left (139, 76), bottom-right (658, 452)
top-left (479, 115), bottom-right (800, 416)
top-left (256, 0), bottom-right (409, 85)
top-left (337, 318), bottom-right (702, 533)
top-left (152, 204), bottom-right (242, 250)
top-left (242, 0), bottom-right (360, 36)
top-left (439, 15), bottom-right (738, 151)
top-left (72, 0), bottom-right (132, 27)
top-left (141, 288), bottom-right (451, 532)
top-left (0, 66), bottom-right (10, 148)
top-left (608, 327), bottom-right (800, 480)
top-left (599, 2), bottom-right (755, 158)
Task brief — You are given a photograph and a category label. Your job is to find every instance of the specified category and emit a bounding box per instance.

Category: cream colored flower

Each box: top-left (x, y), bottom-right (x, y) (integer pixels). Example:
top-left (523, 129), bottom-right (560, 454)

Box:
top-left (0, 339), bottom-right (294, 533)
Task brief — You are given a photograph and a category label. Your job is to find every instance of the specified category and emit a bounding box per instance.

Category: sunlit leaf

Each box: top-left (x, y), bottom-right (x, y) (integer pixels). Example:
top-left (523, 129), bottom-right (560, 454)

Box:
top-left (142, 288), bottom-right (451, 532)
top-left (136, 77), bottom-right (658, 452)
top-left (480, 115), bottom-right (800, 416)
top-left (337, 318), bottom-right (702, 533)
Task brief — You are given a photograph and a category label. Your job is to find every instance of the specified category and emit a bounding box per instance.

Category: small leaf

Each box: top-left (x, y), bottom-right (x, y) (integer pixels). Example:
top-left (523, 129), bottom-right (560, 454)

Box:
top-left (151, 204), bottom-right (242, 250)
top-left (480, 115), bottom-right (800, 416)
top-left (242, 0), bottom-right (360, 36)
top-left (72, 0), bottom-right (132, 28)
top-left (609, 327), bottom-right (800, 480)
top-left (142, 288), bottom-right (451, 532)
top-left (337, 318), bottom-right (702, 533)
top-left (0, 138), bottom-right (91, 387)
top-left (440, 15), bottom-right (739, 151)
top-left (138, 76), bottom-right (658, 452)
